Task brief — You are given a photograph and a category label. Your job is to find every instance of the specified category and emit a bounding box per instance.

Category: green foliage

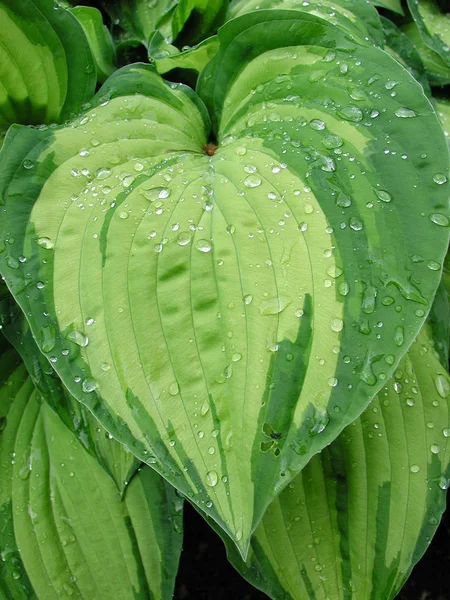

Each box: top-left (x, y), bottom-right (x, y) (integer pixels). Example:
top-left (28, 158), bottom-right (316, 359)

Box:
top-left (69, 6), bottom-right (117, 83)
top-left (0, 0), bottom-right (448, 598)
top-left (403, 0), bottom-right (450, 86)
top-left (0, 0), bottom-right (95, 139)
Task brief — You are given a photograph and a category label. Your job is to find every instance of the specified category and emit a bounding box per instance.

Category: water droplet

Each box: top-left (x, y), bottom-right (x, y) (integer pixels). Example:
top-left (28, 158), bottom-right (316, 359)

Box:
top-left (328, 377), bottom-right (338, 387)
top-left (331, 318), bottom-right (343, 332)
top-left (319, 156), bottom-right (336, 172)
top-left (206, 470), bottom-right (218, 487)
top-left (410, 464), bottom-right (420, 473)
top-left (232, 353), bottom-right (242, 362)
top-left (200, 401), bottom-right (210, 416)
top-left (243, 294), bottom-right (253, 305)
top-left (439, 476), bottom-right (449, 490)
top-left (82, 378), bottom-right (96, 393)
top-left (66, 330), bottom-right (88, 347)
top-left (259, 296), bottom-right (291, 315)
top-left (337, 106), bottom-right (363, 122)
top-left (326, 265), bottom-right (342, 279)
top-left (23, 159), bottom-right (34, 169)
top-left (394, 326), bottom-right (404, 347)
top-left (177, 232), bottom-right (191, 246)
top-left (322, 134), bottom-right (342, 149)
top-left (196, 239), bottom-right (211, 253)
top-left (6, 256), bottom-right (19, 269)
top-left (96, 167), bottom-right (111, 180)
top-left (244, 175), bottom-right (262, 188)
top-left (427, 260), bottom-right (441, 271)
top-left (395, 107), bottom-right (416, 118)
top-left (338, 281), bottom-right (350, 296)
top-left (169, 382), bottom-right (179, 396)
top-left (336, 192), bottom-right (352, 208)
top-left (310, 119), bottom-right (326, 131)
top-left (374, 189), bottom-right (392, 203)
top-left (144, 187), bottom-right (170, 201)
top-left (37, 237), bottom-right (54, 249)
top-left (41, 325), bottom-right (56, 353)
top-left (430, 444), bottom-right (440, 454)
top-left (429, 213), bottom-right (449, 227)
top-left (349, 217), bottom-right (363, 231)
top-left (432, 173), bottom-right (447, 185)
top-left (234, 146), bottom-right (247, 156)
top-left (435, 374), bottom-right (450, 398)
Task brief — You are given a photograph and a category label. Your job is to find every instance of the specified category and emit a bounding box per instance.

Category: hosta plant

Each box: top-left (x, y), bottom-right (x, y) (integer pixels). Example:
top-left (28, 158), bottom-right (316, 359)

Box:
top-left (0, 1), bottom-right (449, 599)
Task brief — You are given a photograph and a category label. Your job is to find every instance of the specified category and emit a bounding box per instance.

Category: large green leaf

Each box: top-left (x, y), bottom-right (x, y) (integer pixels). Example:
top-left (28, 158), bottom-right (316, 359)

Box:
top-left (0, 347), bottom-right (36, 599)
top-left (381, 16), bottom-right (431, 96)
top-left (69, 6), bottom-right (116, 84)
top-left (102, 0), bottom-right (227, 49)
top-left (227, 0), bottom-right (384, 46)
top-left (226, 322), bottom-right (450, 599)
top-left (403, 0), bottom-right (450, 86)
top-left (0, 341), bottom-right (183, 600)
top-left (149, 33), bottom-right (219, 79)
top-left (435, 95), bottom-right (450, 139)
top-left (101, 0), bottom-right (177, 47)
top-left (0, 300), bottom-right (140, 495)
top-left (163, 0), bottom-right (229, 45)
top-left (0, 0), bottom-right (96, 138)
top-left (0, 9), bottom-right (448, 554)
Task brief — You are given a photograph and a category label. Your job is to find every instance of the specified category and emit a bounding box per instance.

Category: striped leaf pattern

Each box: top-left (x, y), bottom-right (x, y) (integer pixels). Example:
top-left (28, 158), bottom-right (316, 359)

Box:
top-left (0, 0), bottom-right (95, 138)
top-left (225, 322), bottom-right (450, 599)
top-left (0, 10), bottom-right (448, 555)
top-left (0, 340), bottom-right (183, 600)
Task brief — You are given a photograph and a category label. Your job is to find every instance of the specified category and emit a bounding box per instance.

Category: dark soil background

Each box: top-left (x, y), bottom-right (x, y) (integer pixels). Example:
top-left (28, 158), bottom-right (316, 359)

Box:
top-left (175, 500), bottom-right (449, 599)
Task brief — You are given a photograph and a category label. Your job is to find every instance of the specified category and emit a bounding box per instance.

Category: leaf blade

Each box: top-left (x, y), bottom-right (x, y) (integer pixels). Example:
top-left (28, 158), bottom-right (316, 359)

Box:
top-left (226, 322), bottom-right (450, 599)
top-left (0, 15), bottom-right (448, 553)
top-left (0, 340), bottom-right (183, 600)
top-left (0, 0), bottom-right (96, 135)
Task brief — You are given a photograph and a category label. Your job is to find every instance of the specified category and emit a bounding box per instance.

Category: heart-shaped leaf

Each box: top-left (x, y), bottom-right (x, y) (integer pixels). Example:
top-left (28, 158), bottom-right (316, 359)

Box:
top-left (0, 0), bottom-right (96, 138)
top-left (0, 10), bottom-right (448, 553)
